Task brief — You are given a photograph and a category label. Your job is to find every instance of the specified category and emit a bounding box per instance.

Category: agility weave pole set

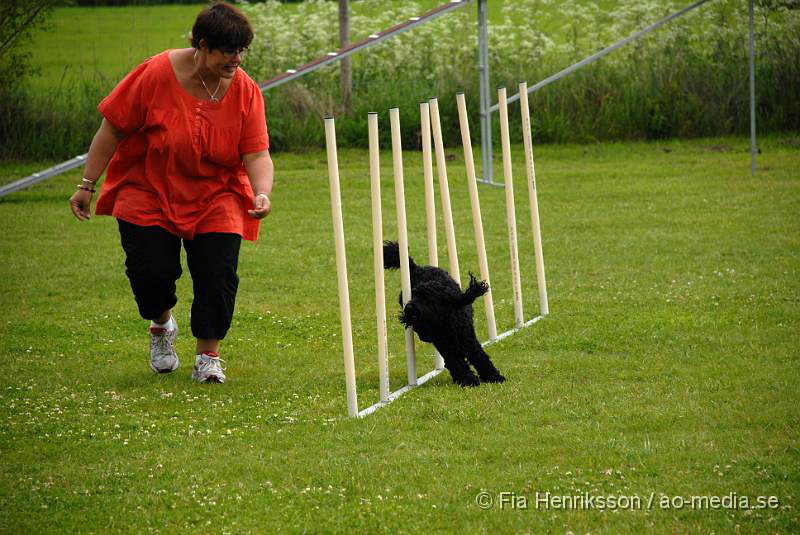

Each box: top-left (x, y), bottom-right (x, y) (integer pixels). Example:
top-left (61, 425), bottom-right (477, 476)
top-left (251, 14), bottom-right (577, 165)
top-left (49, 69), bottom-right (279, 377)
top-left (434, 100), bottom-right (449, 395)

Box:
top-left (325, 83), bottom-right (549, 418)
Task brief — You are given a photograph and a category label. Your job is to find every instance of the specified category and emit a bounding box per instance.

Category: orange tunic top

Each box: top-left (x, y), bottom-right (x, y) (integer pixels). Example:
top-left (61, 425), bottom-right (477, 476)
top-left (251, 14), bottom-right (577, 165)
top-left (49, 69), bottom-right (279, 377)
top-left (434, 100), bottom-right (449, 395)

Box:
top-left (95, 50), bottom-right (269, 241)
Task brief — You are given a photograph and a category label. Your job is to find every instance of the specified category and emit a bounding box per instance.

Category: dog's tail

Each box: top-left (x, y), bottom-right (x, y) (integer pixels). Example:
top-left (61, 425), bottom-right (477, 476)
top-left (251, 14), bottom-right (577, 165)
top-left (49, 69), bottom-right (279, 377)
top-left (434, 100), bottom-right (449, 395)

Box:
top-left (382, 241), bottom-right (417, 270)
top-left (460, 272), bottom-right (489, 305)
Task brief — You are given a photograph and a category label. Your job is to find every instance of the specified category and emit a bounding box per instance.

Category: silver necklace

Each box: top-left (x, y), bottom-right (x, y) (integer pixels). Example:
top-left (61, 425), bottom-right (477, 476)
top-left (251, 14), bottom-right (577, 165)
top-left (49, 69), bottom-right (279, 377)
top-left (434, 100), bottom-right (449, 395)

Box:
top-left (194, 50), bottom-right (221, 102)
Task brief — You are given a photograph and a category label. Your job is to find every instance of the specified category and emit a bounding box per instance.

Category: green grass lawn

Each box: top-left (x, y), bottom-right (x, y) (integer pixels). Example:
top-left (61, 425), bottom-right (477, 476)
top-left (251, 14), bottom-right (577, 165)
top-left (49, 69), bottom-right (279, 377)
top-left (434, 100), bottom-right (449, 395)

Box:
top-left (25, 4), bottom-right (201, 93)
top-left (0, 135), bottom-right (798, 533)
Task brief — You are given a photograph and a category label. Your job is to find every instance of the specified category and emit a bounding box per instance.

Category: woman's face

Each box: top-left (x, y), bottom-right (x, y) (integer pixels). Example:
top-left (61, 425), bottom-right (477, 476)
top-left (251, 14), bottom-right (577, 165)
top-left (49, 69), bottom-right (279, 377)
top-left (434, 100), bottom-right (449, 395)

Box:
top-left (199, 44), bottom-right (247, 79)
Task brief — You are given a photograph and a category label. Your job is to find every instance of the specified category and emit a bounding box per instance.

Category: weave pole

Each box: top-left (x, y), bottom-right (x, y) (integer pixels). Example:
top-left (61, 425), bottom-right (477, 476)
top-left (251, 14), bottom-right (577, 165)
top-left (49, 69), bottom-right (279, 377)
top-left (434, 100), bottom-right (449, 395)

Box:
top-left (368, 113), bottom-right (390, 402)
top-left (420, 102), bottom-right (438, 268)
top-left (428, 98), bottom-right (461, 286)
top-left (497, 87), bottom-right (524, 328)
top-left (420, 102), bottom-right (445, 371)
top-left (324, 117), bottom-right (358, 417)
top-left (456, 92), bottom-right (498, 340)
top-left (519, 83), bottom-right (549, 316)
top-left (389, 107), bottom-right (418, 387)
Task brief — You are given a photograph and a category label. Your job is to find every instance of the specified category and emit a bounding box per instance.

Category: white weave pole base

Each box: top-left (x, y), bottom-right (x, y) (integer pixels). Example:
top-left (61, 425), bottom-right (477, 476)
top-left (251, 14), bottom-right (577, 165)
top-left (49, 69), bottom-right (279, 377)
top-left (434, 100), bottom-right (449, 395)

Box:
top-left (358, 367), bottom-right (446, 418)
top-left (357, 315), bottom-right (544, 418)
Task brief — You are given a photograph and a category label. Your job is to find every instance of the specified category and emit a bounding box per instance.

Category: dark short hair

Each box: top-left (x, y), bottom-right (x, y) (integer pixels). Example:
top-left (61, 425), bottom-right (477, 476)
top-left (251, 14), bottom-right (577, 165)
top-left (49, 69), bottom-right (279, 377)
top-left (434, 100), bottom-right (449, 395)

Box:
top-left (191, 2), bottom-right (253, 52)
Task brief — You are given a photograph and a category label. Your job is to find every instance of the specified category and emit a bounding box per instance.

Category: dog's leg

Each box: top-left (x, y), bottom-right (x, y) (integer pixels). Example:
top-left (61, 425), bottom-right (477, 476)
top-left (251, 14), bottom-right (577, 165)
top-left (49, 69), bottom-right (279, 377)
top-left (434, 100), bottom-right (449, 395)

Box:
top-left (463, 326), bottom-right (506, 383)
top-left (432, 339), bottom-right (481, 387)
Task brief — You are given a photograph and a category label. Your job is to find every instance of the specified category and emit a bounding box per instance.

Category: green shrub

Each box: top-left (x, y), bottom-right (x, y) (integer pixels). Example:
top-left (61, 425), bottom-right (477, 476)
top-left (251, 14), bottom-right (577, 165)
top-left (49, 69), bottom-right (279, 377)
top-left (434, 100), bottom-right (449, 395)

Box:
top-left (2, 0), bottom-right (798, 159)
top-left (243, 0), bottom-right (800, 149)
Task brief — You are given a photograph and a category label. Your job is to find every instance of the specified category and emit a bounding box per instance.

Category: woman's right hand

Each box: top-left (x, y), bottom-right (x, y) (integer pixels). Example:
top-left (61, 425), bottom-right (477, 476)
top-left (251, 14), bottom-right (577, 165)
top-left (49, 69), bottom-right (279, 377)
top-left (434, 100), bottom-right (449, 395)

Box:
top-left (69, 189), bottom-right (94, 221)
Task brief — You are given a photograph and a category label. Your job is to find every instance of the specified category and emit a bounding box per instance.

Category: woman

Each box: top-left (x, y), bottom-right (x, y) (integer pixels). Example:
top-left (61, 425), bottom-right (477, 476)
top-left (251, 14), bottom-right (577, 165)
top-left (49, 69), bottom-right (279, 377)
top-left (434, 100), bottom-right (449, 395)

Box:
top-left (69, 2), bottom-right (272, 384)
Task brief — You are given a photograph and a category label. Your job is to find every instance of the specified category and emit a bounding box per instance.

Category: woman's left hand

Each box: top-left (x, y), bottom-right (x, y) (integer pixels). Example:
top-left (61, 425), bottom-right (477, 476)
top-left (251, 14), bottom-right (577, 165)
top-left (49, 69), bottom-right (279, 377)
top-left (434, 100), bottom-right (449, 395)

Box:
top-left (248, 193), bottom-right (271, 219)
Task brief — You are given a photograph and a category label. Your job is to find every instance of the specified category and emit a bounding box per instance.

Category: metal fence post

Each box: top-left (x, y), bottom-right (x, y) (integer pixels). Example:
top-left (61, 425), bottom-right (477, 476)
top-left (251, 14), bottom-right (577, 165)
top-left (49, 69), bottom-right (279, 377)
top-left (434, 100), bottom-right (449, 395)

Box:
top-left (477, 0), bottom-right (496, 186)
top-left (749, 0), bottom-right (756, 176)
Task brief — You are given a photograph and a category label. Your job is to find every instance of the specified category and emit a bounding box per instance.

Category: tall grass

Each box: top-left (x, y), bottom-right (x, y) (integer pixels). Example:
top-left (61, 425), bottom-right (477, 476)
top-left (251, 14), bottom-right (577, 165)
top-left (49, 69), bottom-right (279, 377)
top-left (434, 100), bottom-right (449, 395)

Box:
top-left (244, 0), bottom-right (800, 149)
top-left (2, 0), bottom-right (798, 160)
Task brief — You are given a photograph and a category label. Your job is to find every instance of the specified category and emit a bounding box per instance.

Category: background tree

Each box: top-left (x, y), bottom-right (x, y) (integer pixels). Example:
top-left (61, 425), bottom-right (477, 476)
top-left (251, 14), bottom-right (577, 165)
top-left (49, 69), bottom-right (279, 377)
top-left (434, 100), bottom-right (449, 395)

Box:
top-left (0, 0), bottom-right (63, 96)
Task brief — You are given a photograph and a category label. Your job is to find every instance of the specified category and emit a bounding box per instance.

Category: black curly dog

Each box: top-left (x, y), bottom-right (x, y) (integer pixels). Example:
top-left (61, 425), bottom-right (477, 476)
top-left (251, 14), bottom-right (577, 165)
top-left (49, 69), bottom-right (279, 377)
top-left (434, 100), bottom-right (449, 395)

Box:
top-left (383, 241), bottom-right (506, 387)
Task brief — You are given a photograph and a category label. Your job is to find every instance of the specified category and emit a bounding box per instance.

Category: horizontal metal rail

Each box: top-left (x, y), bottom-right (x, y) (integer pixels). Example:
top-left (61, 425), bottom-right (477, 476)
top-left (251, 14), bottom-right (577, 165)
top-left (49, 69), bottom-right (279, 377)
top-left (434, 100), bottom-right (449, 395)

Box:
top-left (489, 0), bottom-right (712, 112)
top-left (0, 154), bottom-right (87, 197)
top-left (1, 0), bottom-right (472, 199)
top-left (260, 0), bottom-right (471, 92)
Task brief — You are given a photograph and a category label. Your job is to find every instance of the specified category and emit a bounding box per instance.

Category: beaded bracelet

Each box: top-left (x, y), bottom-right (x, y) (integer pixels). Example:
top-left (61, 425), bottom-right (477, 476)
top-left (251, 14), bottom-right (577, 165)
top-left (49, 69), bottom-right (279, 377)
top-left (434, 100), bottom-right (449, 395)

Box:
top-left (77, 184), bottom-right (96, 193)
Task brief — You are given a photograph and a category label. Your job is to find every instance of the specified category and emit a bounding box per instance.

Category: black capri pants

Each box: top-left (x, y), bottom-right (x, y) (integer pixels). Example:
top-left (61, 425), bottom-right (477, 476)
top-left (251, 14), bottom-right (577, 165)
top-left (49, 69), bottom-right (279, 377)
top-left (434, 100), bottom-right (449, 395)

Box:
top-left (117, 219), bottom-right (242, 340)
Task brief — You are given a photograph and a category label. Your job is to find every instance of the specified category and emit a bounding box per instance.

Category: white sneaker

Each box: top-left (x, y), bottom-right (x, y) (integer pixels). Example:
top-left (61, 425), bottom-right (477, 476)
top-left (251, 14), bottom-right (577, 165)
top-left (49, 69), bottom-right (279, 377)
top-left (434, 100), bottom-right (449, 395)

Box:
top-left (149, 318), bottom-right (179, 373)
top-left (192, 353), bottom-right (226, 383)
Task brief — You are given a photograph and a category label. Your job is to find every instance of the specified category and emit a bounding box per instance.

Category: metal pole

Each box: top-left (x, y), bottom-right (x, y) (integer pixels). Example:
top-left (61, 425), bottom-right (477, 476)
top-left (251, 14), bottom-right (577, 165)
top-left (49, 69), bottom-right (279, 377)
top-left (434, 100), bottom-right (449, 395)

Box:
top-left (261, 0), bottom-right (471, 92)
top-left (0, 154), bottom-right (88, 198)
top-left (477, 0), bottom-right (496, 186)
top-left (749, 0), bottom-right (756, 176)
top-left (492, 0), bottom-right (712, 112)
